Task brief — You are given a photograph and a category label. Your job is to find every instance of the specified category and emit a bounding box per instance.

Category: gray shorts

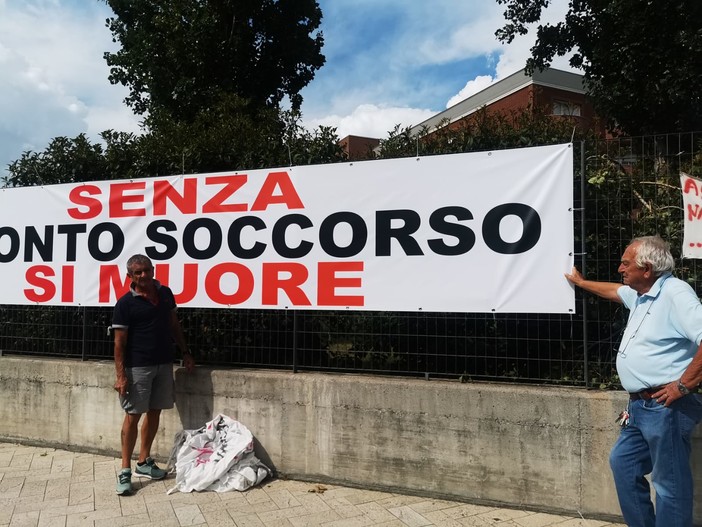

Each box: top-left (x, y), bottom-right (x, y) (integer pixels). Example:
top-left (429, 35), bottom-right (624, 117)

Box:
top-left (119, 364), bottom-right (175, 414)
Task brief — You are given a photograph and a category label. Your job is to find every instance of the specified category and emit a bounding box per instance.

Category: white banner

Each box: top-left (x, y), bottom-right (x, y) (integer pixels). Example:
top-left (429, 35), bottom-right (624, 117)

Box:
top-left (681, 171), bottom-right (702, 258)
top-left (0, 143), bottom-right (575, 312)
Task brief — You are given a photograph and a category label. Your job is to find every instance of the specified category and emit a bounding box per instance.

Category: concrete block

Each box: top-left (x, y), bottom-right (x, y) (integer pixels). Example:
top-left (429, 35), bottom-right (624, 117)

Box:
top-left (2, 356), bottom-right (700, 523)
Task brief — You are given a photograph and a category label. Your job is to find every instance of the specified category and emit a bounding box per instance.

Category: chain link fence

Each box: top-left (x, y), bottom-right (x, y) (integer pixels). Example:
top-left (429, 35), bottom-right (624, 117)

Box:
top-left (2, 133), bottom-right (701, 387)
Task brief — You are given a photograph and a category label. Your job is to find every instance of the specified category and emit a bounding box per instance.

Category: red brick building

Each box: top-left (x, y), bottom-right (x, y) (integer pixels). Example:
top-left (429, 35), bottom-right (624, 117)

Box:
top-left (339, 67), bottom-right (601, 159)
top-left (410, 67), bottom-right (601, 136)
top-left (338, 135), bottom-right (380, 161)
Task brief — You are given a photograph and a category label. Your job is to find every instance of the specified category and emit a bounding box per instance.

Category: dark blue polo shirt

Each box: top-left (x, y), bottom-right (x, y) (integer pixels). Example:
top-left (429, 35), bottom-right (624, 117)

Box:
top-left (112, 281), bottom-right (177, 367)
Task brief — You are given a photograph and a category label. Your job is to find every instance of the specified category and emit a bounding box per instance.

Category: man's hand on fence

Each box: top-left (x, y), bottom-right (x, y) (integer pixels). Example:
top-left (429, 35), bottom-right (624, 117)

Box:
top-left (563, 267), bottom-right (623, 303)
top-left (564, 267), bottom-right (585, 287)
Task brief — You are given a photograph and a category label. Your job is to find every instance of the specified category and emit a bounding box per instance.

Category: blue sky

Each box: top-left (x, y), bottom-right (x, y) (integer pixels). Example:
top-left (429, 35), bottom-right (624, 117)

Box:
top-left (0, 0), bottom-right (576, 179)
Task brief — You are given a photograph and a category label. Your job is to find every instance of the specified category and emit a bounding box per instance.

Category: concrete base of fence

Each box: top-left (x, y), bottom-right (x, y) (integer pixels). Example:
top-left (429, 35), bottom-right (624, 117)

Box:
top-left (2, 356), bottom-right (701, 522)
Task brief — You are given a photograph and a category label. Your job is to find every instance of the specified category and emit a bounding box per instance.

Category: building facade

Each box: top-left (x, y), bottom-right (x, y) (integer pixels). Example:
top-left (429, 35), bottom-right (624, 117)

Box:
top-left (409, 67), bottom-right (600, 136)
top-left (339, 67), bottom-right (602, 159)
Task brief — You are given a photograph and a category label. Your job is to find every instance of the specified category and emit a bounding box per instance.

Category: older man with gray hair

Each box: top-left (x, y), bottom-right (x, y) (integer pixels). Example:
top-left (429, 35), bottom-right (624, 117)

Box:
top-left (565, 235), bottom-right (702, 527)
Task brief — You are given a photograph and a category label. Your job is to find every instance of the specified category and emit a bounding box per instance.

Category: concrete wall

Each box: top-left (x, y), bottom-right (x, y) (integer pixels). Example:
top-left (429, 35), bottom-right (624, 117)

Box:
top-left (2, 357), bottom-right (701, 522)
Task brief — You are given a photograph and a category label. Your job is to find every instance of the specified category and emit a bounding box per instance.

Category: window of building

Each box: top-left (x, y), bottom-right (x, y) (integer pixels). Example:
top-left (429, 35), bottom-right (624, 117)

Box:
top-left (552, 100), bottom-right (582, 117)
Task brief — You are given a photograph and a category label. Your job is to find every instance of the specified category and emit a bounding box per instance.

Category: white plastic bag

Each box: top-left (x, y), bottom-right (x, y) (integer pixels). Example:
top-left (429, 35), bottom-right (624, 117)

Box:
top-left (167, 414), bottom-right (270, 494)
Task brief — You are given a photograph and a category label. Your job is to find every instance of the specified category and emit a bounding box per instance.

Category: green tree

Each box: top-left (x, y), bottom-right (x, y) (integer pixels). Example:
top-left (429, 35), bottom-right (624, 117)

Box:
top-left (132, 94), bottom-right (292, 176)
top-left (282, 112), bottom-right (346, 166)
top-left (103, 0), bottom-right (325, 121)
top-left (5, 101), bottom-right (345, 188)
top-left (495, 0), bottom-right (702, 135)
top-left (378, 105), bottom-right (587, 159)
top-left (7, 134), bottom-right (108, 187)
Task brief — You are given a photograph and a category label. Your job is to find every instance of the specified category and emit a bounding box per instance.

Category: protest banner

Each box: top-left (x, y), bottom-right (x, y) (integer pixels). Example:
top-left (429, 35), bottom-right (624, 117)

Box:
top-left (0, 143), bottom-right (574, 312)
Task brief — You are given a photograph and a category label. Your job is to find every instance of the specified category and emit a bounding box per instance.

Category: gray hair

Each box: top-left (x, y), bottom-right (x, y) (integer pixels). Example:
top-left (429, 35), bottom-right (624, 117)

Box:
top-left (630, 235), bottom-right (675, 276)
top-left (126, 254), bottom-right (153, 275)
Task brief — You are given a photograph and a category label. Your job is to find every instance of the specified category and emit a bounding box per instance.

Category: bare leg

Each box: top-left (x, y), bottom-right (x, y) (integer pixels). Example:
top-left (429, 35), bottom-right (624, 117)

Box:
top-left (138, 409), bottom-right (162, 463)
top-left (121, 413), bottom-right (142, 469)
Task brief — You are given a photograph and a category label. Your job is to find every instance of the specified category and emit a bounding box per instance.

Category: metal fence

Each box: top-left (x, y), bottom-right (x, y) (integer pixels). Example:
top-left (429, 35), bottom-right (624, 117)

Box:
top-left (2, 133), bottom-right (702, 387)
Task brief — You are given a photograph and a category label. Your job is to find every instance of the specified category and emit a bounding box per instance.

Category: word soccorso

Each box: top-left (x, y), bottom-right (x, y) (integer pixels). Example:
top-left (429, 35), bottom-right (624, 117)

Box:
top-left (1, 172), bottom-right (542, 263)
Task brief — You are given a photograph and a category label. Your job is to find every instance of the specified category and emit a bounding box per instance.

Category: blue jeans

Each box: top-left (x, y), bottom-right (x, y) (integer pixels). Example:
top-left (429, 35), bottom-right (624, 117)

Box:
top-left (609, 394), bottom-right (702, 527)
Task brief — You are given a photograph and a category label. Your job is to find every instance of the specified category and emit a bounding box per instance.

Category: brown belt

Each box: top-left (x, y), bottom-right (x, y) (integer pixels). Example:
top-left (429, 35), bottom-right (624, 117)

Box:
top-left (629, 386), bottom-right (666, 401)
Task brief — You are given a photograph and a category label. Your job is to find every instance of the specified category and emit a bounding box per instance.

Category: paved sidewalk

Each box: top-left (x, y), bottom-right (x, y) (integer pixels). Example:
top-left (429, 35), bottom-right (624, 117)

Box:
top-left (1, 442), bottom-right (625, 527)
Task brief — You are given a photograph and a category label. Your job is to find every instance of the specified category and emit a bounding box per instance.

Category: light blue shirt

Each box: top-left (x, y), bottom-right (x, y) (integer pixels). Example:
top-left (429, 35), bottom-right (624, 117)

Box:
top-left (616, 273), bottom-right (702, 392)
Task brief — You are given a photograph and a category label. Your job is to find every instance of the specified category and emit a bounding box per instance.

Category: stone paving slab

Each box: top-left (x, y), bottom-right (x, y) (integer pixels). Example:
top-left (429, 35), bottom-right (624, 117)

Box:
top-left (0, 443), bottom-right (625, 527)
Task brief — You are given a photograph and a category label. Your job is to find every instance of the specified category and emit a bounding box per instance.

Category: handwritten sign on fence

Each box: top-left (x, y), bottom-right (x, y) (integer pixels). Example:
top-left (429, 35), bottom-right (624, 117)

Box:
top-left (681, 172), bottom-right (702, 258)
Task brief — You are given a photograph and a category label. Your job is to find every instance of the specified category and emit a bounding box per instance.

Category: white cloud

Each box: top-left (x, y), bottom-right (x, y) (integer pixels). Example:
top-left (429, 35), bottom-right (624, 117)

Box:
top-left (0, 43), bottom-right (83, 169)
top-left (303, 0), bottom-right (580, 141)
top-left (85, 105), bottom-right (143, 140)
top-left (0, 1), bottom-right (140, 176)
top-left (446, 75), bottom-right (495, 108)
top-left (307, 104), bottom-right (435, 139)
top-left (416, 9), bottom-right (506, 65)
top-left (301, 1), bottom-right (509, 126)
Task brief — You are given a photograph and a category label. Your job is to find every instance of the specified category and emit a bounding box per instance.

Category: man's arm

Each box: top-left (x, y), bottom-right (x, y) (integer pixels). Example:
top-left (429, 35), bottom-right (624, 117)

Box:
top-left (171, 311), bottom-right (194, 373)
top-left (652, 342), bottom-right (702, 406)
top-left (564, 267), bottom-right (623, 303)
top-left (114, 328), bottom-right (129, 396)
top-left (681, 346), bottom-right (702, 390)
top-left (678, 293), bottom-right (702, 389)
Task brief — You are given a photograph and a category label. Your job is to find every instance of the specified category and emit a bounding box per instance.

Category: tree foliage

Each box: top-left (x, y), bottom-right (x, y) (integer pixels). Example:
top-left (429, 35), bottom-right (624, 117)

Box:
top-left (103, 0), bottom-right (325, 121)
top-left (7, 134), bottom-right (109, 187)
top-left (378, 105), bottom-right (587, 159)
top-left (5, 101), bottom-right (345, 188)
top-left (495, 0), bottom-right (702, 135)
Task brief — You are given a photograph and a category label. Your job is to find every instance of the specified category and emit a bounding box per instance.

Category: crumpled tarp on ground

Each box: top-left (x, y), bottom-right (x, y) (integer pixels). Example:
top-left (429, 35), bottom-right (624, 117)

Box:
top-left (166, 414), bottom-right (270, 494)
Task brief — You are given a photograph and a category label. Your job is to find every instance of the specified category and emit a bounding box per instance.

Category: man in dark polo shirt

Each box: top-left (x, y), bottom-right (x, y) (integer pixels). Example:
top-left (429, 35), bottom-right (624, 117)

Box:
top-left (112, 254), bottom-right (195, 495)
